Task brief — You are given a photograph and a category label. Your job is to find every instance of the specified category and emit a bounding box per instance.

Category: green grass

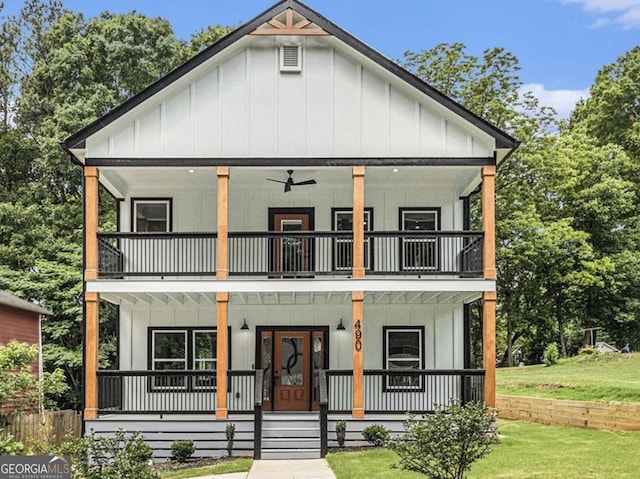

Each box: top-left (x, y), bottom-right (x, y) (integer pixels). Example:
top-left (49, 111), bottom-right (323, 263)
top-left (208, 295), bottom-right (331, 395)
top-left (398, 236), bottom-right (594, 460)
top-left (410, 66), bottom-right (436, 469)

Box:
top-left (159, 458), bottom-right (252, 479)
top-left (496, 352), bottom-right (640, 402)
top-left (327, 420), bottom-right (640, 479)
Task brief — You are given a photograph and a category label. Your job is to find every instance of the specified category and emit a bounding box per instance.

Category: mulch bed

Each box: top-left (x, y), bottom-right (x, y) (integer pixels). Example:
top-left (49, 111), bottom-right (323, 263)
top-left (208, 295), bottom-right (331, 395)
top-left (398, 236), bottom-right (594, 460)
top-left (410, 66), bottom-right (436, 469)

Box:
top-left (152, 456), bottom-right (234, 473)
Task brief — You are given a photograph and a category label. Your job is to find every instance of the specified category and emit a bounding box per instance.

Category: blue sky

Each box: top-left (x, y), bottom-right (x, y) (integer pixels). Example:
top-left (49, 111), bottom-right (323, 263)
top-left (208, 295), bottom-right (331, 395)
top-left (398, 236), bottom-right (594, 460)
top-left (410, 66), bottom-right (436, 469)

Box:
top-left (3, 0), bottom-right (640, 118)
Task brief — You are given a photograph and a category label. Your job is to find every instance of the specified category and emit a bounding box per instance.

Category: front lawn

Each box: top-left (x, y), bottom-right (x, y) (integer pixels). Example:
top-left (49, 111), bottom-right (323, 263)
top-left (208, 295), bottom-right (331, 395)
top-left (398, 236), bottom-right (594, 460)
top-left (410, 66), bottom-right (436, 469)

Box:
top-left (326, 420), bottom-right (640, 479)
top-left (159, 458), bottom-right (253, 479)
top-left (496, 352), bottom-right (640, 402)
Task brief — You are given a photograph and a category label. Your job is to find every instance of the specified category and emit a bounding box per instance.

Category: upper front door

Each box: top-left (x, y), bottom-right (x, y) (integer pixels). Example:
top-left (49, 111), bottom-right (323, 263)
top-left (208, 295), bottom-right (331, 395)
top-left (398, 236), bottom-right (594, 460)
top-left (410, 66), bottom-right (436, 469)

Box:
top-left (273, 331), bottom-right (310, 411)
top-left (269, 208), bottom-right (314, 276)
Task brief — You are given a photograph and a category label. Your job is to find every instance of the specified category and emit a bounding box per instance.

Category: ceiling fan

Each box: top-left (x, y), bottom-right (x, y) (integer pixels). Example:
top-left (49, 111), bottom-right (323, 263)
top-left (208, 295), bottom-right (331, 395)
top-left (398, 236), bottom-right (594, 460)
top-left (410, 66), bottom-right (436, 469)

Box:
top-left (267, 169), bottom-right (317, 193)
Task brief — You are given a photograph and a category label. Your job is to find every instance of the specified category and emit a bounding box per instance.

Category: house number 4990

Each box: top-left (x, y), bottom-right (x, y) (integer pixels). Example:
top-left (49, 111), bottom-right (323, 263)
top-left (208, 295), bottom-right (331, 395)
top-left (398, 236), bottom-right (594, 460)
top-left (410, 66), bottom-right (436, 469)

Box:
top-left (354, 319), bottom-right (362, 351)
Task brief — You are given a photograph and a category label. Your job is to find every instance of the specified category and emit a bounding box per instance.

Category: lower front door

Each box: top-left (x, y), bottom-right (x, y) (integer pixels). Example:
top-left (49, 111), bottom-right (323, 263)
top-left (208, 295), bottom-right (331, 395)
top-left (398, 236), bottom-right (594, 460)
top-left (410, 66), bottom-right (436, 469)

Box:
top-left (273, 331), bottom-right (310, 411)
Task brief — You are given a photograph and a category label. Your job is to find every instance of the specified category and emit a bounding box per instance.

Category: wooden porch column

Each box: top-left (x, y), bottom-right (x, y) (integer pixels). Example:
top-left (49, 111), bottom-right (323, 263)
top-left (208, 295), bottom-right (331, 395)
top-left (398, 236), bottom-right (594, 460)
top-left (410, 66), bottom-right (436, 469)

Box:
top-left (482, 291), bottom-right (497, 407)
top-left (84, 291), bottom-right (99, 419)
top-left (217, 167), bottom-right (229, 279)
top-left (84, 167), bottom-right (99, 281)
top-left (481, 165), bottom-right (497, 407)
top-left (216, 167), bottom-right (230, 419)
top-left (84, 166), bottom-right (100, 419)
top-left (216, 292), bottom-right (229, 419)
top-left (352, 291), bottom-right (365, 419)
top-left (481, 166), bottom-right (496, 280)
top-left (352, 166), bottom-right (365, 279)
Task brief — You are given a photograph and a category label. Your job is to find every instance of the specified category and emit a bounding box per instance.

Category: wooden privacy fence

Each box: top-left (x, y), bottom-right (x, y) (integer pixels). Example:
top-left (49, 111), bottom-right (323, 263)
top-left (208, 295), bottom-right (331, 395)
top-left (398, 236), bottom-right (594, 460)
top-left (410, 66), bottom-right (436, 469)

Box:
top-left (497, 395), bottom-right (640, 431)
top-left (1, 410), bottom-right (82, 446)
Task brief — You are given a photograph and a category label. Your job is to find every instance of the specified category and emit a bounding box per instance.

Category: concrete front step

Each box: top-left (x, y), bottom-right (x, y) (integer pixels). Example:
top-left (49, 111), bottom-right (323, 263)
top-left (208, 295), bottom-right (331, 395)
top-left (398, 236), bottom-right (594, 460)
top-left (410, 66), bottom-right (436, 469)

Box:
top-left (261, 448), bottom-right (321, 460)
top-left (260, 413), bottom-right (322, 460)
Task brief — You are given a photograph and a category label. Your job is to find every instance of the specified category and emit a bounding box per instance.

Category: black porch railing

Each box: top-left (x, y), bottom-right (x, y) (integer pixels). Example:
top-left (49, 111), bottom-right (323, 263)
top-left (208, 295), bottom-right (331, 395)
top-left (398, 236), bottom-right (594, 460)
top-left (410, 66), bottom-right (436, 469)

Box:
top-left (96, 368), bottom-right (484, 416)
top-left (97, 231), bottom-right (483, 277)
top-left (98, 233), bottom-right (217, 277)
top-left (326, 369), bottom-right (485, 414)
top-left (96, 370), bottom-right (254, 414)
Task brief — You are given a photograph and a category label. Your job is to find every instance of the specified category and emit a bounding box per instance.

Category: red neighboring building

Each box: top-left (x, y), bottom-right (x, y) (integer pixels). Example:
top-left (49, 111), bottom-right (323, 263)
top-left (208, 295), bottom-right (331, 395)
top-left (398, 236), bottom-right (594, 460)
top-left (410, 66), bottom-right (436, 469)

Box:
top-left (0, 290), bottom-right (52, 378)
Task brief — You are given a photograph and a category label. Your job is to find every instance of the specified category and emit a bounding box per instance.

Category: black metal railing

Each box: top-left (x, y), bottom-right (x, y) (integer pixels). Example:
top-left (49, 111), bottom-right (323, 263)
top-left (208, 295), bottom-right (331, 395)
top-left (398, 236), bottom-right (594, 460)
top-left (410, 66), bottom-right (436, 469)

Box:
top-left (96, 370), bottom-right (254, 414)
top-left (96, 230), bottom-right (483, 278)
top-left (253, 369), bottom-right (264, 460)
top-left (365, 231), bottom-right (484, 276)
top-left (318, 370), bottom-right (328, 458)
top-left (97, 233), bottom-right (217, 277)
top-left (326, 369), bottom-right (485, 414)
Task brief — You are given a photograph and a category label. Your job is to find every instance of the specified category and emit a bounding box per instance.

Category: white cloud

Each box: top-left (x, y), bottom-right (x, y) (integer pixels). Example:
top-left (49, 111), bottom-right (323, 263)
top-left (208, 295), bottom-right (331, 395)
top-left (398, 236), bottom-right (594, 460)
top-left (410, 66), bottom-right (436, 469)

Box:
top-left (521, 83), bottom-right (590, 120)
top-left (558, 0), bottom-right (640, 28)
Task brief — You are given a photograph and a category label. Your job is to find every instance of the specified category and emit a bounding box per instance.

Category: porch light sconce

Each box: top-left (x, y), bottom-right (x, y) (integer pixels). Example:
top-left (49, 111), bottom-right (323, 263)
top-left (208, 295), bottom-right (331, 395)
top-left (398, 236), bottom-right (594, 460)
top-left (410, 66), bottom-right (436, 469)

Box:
top-left (337, 318), bottom-right (346, 331)
top-left (241, 318), bottom-right (249, 331)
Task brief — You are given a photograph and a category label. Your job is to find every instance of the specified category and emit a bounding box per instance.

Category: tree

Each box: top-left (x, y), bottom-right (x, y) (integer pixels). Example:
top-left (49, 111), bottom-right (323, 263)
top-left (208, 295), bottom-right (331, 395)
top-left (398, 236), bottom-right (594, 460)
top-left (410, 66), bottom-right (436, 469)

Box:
top-left (2, 5), bottom-right (233, 409)
top-left (0, 341), bottom-right (67, 415)
top-left (388, 402), bottom-right (497, 479)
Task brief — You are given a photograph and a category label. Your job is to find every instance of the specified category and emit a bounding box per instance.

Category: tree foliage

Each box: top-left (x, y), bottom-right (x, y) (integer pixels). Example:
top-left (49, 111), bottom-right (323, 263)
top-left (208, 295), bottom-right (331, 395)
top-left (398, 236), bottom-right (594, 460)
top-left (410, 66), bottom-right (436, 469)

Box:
top-left (388, 402), bottom-right (497, 479)
top-left (0, 1), bottom-right (233, 409)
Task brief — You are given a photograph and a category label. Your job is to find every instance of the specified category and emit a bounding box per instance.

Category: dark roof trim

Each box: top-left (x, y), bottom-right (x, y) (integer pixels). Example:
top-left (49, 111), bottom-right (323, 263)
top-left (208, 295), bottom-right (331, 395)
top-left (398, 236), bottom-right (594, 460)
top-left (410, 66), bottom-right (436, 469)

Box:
top-left (63, 0), bottom-right (517, 156)
top-left (86, 156), bottom-right (495, 168)
top-left (0, 290), bottom-right (52, 316)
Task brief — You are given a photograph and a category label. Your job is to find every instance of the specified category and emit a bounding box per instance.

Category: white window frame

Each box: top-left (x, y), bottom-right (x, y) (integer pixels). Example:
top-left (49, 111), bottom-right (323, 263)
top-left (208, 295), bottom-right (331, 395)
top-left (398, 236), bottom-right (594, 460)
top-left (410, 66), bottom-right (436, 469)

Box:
top-left (192, 329), bottom-right (216, 391)
top-left (132, 198), bottom-right (172, 232)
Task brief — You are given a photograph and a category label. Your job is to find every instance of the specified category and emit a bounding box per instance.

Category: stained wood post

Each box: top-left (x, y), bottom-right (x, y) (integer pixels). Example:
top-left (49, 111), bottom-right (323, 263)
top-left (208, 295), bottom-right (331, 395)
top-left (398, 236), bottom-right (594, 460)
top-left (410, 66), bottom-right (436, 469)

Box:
top-left (84, 167), bottom-right (99, 280)
top-left (481, 165), bottom-right (497, 407)
top-left (217, 167), bottom-right (229, 279)
top-left (482, 291), bottom-right (497, 407)
top-left (216, 167), bottom-right (230, 419)
top-left (352, 291), bottom-right (364, 419)
top-left (84, 291), bottom-right (99, 419)
top-left (352, 166), bottom-right (365, 279)
top-left (481, 166), bottom-right (496, 280)
top-left (216, 292), bottom-right (229, 419)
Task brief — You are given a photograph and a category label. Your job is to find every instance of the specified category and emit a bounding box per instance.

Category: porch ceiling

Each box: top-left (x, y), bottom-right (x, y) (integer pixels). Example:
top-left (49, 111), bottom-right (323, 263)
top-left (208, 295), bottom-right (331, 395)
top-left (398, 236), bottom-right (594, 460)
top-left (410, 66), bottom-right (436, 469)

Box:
top-left (99, 289), bottom-right (483, 307)
top-left (98, 165), bottom-right (481, 199)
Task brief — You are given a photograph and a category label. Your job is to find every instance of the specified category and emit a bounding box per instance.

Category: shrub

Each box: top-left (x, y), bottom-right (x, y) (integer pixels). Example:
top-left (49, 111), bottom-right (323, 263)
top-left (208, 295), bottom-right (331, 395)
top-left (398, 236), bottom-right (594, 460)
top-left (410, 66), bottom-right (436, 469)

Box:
top-left (388, 402), bottom-right (497, 479)
top-left (335, 420), bottom-right (346, 448)
top-left (225, 423), bottom-right (235, 457)
top-left (68, 429), bottom-right (159, 479)
top-left (171, 440), bottom-right (195, 463)
top-left (0, 430), bottom-right (26, 455)
top-left (578, 346), bottom-right (596, 356)
top-left (361, 424), bottom-right (389, 447)
top-left (543, 343), bottom-right (560, 366)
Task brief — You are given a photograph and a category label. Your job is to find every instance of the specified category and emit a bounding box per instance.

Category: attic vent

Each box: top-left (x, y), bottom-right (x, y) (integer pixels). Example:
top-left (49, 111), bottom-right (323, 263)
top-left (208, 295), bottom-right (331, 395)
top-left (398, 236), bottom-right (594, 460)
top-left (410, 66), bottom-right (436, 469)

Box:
top-left (280, 45), bottom-right (302, 72)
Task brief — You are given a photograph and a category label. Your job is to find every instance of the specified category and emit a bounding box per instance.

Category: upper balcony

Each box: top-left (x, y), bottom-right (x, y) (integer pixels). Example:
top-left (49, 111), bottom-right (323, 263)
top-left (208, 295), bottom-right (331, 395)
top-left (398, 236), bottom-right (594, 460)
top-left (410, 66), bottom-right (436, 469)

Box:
top-left (97, 230), bottom-right (483, 278)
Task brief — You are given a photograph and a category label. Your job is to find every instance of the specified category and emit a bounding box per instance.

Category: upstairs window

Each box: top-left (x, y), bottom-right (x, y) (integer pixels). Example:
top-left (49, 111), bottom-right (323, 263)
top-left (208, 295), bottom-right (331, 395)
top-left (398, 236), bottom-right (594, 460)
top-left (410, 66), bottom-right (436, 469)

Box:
top-left (332, 208), bottom-right (373, 271)
top-left (400, 208), bottom-right (440, 271)
top-left (132, 198), bottom-right (172, 232)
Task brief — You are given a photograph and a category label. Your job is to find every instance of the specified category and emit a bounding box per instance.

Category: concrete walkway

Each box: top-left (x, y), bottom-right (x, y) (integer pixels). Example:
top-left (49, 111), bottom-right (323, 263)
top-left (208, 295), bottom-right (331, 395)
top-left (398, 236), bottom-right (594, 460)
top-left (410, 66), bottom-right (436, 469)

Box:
top-left (188, 458), bottom-right (337, 479)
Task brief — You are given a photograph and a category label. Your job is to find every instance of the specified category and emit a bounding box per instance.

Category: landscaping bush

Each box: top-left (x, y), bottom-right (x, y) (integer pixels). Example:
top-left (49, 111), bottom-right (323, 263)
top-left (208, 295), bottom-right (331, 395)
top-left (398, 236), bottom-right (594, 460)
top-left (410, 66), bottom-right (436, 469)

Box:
top-left (543, 343), bottom-right (560, 366)
top-left (0, 430), bottom-right (26, 455)
top-left (387, 402), bottom-right (497, 479)
top-left (66, 429), bottom-right (159, 479)
top-left (171, 440), bottom-right (195, 462)
top-left (225, 423), bottom-right (235, 457)
top-left (335, 420), bottom-right (346, 447)
top-left (361, 424), bottom-right (389, 446)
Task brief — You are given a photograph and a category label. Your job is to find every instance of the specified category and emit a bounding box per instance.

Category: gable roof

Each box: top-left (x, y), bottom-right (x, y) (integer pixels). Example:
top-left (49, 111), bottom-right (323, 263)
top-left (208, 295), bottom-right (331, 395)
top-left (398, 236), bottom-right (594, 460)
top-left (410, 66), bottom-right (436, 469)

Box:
top-left (62, 0), bottom-right (518, 160)
top-left (0, 290), bottom-right (52, 316)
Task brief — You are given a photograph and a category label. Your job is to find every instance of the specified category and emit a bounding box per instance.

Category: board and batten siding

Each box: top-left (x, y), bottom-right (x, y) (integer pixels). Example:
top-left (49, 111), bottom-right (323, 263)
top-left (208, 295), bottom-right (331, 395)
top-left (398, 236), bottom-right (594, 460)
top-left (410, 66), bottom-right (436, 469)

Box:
top-left (85, 37), bottom-right (494, 160)
top-left (119, 303), bottom-right (463, 372)
top-left (119, 179), bottom-right (463, 232)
